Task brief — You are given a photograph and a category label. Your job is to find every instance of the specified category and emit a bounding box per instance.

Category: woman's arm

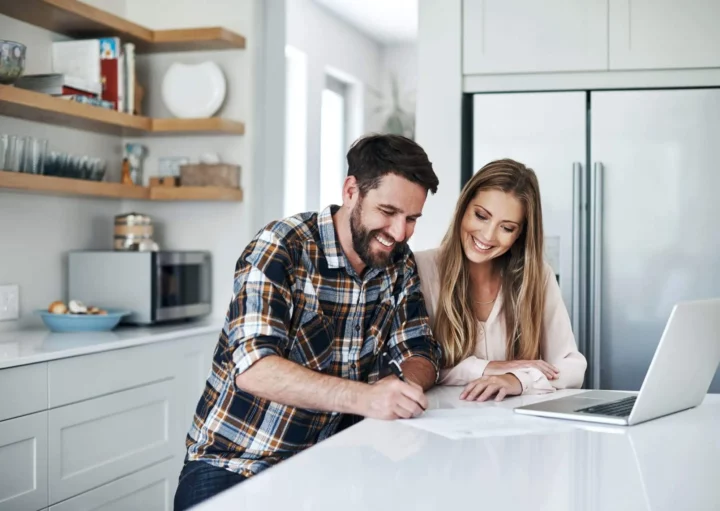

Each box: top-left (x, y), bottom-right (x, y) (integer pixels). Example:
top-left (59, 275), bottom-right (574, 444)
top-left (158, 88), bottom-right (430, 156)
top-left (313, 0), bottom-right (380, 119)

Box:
top-left (439, 356), bottom-right (491, 386)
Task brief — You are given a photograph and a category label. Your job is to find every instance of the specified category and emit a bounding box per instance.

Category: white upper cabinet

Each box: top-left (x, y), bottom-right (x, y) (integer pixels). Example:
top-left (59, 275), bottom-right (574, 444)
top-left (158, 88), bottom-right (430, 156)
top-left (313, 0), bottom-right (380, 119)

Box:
top-left (462, 0), bottom-right (609, 74)
top-left (609, 0), bottom-right (720, 70)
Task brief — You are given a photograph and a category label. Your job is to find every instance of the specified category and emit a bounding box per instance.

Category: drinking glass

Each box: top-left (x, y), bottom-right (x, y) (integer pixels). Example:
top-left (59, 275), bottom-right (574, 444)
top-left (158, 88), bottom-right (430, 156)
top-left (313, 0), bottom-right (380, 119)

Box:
top-left (22, 137), bottom-right (48, 174)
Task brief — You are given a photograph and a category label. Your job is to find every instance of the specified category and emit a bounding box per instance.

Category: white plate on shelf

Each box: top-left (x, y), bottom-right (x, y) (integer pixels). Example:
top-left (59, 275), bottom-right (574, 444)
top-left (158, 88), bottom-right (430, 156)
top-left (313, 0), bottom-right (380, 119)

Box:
top-left (161, 61), bottom-right (227, 118)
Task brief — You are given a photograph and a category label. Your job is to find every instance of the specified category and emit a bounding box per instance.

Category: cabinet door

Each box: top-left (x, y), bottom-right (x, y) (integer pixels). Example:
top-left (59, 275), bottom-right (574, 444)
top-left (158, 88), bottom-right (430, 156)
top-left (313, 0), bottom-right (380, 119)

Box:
top-left (609, 0), bottom-right (720, 70)
top-left (169, 335), bottom-right (217, 484)
top-left (48, 381), bottom-right (176, 504)
top-left (49, 459), bottom-right (173, 511)
top-left (463, 0), bottom-right (608, 74)
top-left (0, 412), bottom-right (48, 511)
top-left (0, 363), bottom-right (48, 422)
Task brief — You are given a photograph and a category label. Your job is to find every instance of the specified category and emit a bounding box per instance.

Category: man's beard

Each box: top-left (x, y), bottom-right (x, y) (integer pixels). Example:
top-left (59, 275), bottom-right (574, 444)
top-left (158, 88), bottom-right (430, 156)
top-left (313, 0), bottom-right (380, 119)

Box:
top-left (349, 201), bottom-right (406, 269)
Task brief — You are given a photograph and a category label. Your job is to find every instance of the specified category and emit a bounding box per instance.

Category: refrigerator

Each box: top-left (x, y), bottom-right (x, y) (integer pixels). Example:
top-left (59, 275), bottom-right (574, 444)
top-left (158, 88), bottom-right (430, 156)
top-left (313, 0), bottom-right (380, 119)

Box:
top-left (471, 88), bottom-right (720, 392)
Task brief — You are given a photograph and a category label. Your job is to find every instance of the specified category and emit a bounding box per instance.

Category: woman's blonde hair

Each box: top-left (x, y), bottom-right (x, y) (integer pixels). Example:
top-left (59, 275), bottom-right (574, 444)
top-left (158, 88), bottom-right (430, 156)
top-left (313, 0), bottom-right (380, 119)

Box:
top-left (435, 159), bottom-right (546, 368)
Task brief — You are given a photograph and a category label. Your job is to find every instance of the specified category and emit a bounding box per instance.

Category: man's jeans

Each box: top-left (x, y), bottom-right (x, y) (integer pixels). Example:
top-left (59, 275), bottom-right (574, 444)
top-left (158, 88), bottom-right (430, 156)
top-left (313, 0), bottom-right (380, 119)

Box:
top-left (173, 461), bottom-right (247, 511)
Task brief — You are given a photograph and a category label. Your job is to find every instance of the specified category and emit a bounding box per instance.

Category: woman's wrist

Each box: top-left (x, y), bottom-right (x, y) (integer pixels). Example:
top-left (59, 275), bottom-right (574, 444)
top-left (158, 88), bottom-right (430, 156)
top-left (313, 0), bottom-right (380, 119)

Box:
top-left (500, 373), bottom-right (523, 395)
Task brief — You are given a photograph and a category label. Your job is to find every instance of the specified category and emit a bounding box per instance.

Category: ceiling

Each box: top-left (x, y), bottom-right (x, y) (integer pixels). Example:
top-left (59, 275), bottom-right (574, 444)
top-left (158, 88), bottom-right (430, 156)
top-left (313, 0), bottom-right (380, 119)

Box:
top-left (313, 0), bottom-right (418, 45)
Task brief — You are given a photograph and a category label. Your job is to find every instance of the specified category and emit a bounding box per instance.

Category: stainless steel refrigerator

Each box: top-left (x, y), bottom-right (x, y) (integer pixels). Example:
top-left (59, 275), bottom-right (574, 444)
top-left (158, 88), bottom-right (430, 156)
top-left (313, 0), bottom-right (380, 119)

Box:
top-left (471, 88), bottom-right (720, 392)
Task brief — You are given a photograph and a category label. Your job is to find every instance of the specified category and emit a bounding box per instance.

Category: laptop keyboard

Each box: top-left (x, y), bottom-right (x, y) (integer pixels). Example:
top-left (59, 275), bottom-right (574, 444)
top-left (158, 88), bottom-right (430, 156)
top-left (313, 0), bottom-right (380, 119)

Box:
top-left (575, 396), bottom-right (637, 417)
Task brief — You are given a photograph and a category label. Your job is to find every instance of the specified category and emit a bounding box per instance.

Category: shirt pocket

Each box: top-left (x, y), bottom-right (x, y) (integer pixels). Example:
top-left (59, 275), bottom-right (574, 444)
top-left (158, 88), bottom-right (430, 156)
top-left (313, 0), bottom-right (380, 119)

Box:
top-left (289, 311), bottom-right (335, 372)
top-left (363, 299), bottom-right (396, 358)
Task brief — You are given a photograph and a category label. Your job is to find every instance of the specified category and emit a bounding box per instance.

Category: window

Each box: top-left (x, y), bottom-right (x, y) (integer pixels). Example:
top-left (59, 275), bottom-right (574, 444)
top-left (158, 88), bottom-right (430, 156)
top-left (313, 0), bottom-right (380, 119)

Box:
top-left (284, 46), bottom-right (308, 217)
top-left (319, 75), bottom-right (349, 209)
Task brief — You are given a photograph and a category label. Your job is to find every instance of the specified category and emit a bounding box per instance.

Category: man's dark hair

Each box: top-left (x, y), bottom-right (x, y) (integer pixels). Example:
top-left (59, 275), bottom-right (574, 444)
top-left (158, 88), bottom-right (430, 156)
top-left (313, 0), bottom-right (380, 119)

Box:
top-left (346, 134), bottom-right (439, 195)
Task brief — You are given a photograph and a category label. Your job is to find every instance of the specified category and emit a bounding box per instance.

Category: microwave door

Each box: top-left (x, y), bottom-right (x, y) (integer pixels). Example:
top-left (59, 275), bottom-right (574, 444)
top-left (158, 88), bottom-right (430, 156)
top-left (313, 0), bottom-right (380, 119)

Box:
top-left (154, 252), bottom-right (211, 321)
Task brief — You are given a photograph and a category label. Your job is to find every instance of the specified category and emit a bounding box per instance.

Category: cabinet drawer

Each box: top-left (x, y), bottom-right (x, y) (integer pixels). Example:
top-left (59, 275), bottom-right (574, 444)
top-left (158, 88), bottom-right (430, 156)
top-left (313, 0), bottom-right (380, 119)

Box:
top-left (0, 363), bottom-right (48, 422)
top-left (48, 342), bottom-right (176, 407)
top-left (49, 459), bottom-right (174, 511)
top-left (0, 412), bottom-right (49, 511)
top-left (48, 380), bottom-right (177, 504)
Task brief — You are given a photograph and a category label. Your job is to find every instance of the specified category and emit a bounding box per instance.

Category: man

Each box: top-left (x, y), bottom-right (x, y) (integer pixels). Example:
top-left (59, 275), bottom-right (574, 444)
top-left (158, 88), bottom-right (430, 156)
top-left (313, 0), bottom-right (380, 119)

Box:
top-left (174, 134), bottom-right (441, 510)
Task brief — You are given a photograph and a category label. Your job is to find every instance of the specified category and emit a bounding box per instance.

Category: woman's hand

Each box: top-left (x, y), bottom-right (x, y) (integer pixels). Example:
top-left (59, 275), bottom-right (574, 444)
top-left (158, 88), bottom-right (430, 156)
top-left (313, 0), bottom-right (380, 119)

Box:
top-left (460, 374), bottom-right (523, 402)
top-left (485, 360), bottom-right (559, 380)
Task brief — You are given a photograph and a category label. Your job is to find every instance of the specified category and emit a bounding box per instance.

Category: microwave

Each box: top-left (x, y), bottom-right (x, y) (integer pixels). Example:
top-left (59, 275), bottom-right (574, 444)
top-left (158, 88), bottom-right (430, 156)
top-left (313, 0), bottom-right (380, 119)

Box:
top-left (68, 251), bottom-right (212, 325)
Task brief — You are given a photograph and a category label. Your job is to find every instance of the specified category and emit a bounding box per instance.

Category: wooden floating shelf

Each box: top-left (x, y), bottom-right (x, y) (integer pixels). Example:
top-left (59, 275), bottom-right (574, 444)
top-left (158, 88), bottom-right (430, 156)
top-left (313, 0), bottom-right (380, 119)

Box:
top-left (151, 118), bottom-right (245, 136)
top-left (0, 170), bottom-right (147, 199)
top-left (0, 171), bottom-right (244, 202)
top-left (0, 86), bottom-right (243, 136)
top-left (149, 186), bottom-right (243, 202)
top-left (0, 85), bottom-right (149, 136)
top-left (0, 0), bottom-right (246, 53)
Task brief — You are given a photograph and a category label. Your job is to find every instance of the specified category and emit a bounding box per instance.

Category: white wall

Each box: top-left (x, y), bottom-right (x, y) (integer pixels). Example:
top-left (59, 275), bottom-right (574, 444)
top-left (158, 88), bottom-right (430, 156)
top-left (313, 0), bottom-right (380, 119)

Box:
top-left (115, 0), bottom-right (266, 318)
top-left (0, 13), bottom-right (124, 331)
top-left (0, 0), bottom-right (279, 328)
top-left (376, 43), bottom-right (417, 138)
top-left (413, 0), bottom-right (462, 250)
top-left (286, 0), bottom-right (383, 211)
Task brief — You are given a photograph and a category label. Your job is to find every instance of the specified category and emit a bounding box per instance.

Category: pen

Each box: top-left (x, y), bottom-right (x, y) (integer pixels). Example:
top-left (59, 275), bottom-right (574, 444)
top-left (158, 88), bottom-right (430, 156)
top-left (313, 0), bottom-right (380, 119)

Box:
top-left (383, 353), bottom-right (426, 412)
top-left (383, 352), bottom-right (405, 381)
top-left (388, 358), bottom-right (406, 382)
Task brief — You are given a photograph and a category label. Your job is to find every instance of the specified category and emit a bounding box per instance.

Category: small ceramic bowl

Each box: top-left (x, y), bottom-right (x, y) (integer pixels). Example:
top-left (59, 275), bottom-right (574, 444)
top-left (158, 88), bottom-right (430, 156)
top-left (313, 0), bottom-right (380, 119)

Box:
top-left (0, 40), bottom-right (26, 85)
top-left (36, 309), bottom-right (131, 333)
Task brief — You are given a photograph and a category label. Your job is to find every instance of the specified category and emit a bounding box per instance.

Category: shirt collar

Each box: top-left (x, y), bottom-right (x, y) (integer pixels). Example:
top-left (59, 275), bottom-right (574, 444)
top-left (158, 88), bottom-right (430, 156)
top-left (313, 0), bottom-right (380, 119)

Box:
top-left (317, 205), bottom-right (397, 282)
top-left (318, 205), bottom-right (345, 270)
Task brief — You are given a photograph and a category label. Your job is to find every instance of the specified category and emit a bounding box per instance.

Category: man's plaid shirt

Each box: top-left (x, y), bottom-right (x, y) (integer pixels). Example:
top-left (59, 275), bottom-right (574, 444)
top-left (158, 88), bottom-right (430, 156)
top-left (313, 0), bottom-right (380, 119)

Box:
top-left (185, 206), bottom-right (441, 476)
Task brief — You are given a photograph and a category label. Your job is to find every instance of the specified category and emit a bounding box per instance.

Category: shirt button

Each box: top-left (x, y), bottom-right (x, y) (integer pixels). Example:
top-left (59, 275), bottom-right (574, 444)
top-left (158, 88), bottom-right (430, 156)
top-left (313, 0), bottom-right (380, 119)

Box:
top-left (355, 324), bottom-right (360, 332)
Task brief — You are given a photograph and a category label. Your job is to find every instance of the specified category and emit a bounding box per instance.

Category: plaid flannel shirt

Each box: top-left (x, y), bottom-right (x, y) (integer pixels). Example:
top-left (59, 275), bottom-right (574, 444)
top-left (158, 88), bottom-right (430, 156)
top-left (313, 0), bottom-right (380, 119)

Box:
top-left (185, 206), bottom-right (440, 477)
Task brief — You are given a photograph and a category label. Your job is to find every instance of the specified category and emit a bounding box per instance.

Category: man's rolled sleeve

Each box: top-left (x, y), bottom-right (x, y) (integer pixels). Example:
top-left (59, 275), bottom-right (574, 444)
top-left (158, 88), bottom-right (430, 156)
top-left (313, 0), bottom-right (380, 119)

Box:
top-left (385, 259), bottom-right (442, 381)
top-left (226, 230), bottom-right (294, 378)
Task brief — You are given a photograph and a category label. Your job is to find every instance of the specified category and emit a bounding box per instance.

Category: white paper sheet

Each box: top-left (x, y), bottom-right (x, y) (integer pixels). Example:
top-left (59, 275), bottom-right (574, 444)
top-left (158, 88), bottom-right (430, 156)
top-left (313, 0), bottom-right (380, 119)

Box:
top-left (399, 409), bottom-right (573, 440)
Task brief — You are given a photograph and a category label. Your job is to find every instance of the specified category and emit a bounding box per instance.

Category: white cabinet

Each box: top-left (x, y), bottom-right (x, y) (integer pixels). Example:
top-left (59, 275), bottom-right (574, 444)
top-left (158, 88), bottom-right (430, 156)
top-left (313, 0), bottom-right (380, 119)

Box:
top-left (0, 412), bottom-right (48, 511)
top-left (609, 0), bottom-right (720, 70)
top-left (48, 342), bottom-right (176, 408)
top-left (462, 0), bottom-right (609, 74)
top-left (49, 459), bottom-right (174, 511)
top-left (0, 363), bottom-right (47, 422)
top-left (0, 331), bottom-right (218, 511)
top-left (48, 381), bottom-right (177, 504)
top-left (170, 337), bottom-right (216, 479)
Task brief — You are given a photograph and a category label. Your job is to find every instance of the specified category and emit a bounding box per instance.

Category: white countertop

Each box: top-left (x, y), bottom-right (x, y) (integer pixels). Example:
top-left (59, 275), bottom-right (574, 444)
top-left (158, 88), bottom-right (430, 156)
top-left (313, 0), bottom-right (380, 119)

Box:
top-left (0, 318), bottom-right (223, 369)
top-left (194, 387), bottom-right (720, 511)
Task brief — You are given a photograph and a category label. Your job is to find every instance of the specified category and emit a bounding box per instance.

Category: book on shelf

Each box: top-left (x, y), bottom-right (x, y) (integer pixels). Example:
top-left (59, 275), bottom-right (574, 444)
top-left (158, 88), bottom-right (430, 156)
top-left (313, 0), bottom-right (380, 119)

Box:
top-left (58, 94), bottom-right (115, 110)
top-left (51, 37), bottom-right (136, 114)
top-left (51, 39), bottom-right (101, 86)
top-left (123, 43), bottom-right (136, 115)
top-left (99, 37), bottom-right (124, 113)
top-left (14, 74), bottom-right (102, 96)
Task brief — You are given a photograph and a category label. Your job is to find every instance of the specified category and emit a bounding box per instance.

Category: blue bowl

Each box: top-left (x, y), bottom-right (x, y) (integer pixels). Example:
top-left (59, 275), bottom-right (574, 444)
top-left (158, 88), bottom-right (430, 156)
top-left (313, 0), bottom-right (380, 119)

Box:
top-left (36, 309), bottom-right (130, 333)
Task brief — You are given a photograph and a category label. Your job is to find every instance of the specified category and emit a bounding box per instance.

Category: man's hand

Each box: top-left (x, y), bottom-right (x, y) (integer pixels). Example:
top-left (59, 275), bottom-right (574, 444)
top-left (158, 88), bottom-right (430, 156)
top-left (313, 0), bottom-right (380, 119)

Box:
top-left (460, 374), bottom-right (523, 402)
top-left (358, 376), bottom-right (429, 420)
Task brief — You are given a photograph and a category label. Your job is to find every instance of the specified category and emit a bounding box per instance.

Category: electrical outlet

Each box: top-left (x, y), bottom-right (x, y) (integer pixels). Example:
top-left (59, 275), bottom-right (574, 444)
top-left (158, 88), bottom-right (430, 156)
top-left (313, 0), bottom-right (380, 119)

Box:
top-left (0, 285), bottom-right (19, 321)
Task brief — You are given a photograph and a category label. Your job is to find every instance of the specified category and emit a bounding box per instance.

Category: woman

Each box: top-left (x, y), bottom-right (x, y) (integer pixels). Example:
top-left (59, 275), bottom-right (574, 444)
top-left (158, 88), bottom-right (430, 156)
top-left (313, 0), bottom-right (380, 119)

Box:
top-left (415, 159), bottom-right (586, 401)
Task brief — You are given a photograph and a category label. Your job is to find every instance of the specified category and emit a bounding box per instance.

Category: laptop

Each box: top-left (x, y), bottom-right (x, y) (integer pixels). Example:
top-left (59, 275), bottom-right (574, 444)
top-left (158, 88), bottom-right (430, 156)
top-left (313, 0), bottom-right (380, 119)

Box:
top-left (514, 298), bottom-right (720, 426)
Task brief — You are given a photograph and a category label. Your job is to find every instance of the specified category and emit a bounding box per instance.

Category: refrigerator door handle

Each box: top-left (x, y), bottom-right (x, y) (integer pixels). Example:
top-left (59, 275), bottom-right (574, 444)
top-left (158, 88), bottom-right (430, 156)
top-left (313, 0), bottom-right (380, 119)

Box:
top-left (571, 162), bottom-right (583, 346)
top-left (590, 162), bottom-right (604, 389)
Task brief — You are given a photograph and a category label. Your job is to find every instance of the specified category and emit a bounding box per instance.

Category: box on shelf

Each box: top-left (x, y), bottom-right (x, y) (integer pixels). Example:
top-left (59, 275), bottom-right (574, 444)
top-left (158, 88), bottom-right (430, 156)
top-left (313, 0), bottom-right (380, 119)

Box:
top-left (179, 163), bottom-right (241, 188)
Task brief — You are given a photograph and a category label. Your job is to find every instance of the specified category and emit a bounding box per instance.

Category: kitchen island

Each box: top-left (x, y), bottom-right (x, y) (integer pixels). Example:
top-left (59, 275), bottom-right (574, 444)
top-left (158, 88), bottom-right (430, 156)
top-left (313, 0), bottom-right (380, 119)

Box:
top-left (193, 386), bottom-right (720, 511)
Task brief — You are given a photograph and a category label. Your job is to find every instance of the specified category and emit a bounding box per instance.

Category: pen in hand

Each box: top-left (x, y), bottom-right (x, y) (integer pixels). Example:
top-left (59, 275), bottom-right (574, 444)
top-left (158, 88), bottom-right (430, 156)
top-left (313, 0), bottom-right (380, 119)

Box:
top-left (383, 352), bottom-right (426, 411)
top-left (386, 355), bottom-right (406, 382)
